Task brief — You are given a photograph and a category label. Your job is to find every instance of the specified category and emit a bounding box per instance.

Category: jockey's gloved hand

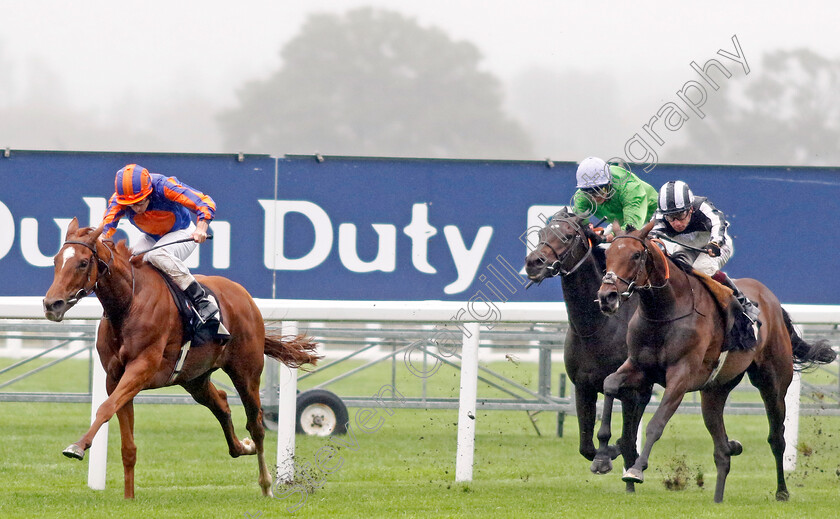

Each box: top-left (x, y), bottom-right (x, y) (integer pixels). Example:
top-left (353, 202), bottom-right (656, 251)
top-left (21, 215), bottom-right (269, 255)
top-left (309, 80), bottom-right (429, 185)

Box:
top-left (705, 241), bottom-right (721, 257)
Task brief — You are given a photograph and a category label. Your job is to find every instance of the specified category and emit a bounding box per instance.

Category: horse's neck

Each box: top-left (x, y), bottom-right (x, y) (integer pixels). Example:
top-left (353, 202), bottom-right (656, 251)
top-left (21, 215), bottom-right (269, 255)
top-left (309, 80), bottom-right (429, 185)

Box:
top-left (637, 258), bottom-right (691, 322)
top-left (94, 255), bottom-right (136, 321)
top-left (561, 255), bottom-right (609, 333)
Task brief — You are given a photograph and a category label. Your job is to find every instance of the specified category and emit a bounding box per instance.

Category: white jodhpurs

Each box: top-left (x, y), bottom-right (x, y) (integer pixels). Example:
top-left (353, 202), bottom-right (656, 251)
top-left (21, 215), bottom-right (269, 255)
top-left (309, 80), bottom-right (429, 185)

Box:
top-left (659, 230), bottom-right (733, 276)
top-left (133, 224), bottom-right (197, 290)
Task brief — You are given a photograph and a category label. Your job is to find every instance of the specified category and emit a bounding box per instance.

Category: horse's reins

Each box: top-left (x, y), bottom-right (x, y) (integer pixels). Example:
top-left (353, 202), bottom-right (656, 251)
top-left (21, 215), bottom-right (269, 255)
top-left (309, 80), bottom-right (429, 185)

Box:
top-left (63, 239), bottom-right (135, 312)
top-left (62, 239), bottom-right (114, 304)
top-left (601, 235), bottom-right (668, 299)
top-left (528, 218), bottom-right (616, 339)
top-left (602, 235), bottom-right (698, 322)
top-left (526, 219), bottom-right (593, 289)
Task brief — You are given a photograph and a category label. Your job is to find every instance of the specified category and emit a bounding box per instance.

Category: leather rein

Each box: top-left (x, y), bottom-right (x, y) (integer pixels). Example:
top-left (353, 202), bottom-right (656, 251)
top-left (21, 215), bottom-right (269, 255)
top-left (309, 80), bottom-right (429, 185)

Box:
top-left (534, 219), bottom-right (594, 279)
top-left (601, 235), bottom-right (698, 322)
top-left (61, 239), bottom-right (124, 305)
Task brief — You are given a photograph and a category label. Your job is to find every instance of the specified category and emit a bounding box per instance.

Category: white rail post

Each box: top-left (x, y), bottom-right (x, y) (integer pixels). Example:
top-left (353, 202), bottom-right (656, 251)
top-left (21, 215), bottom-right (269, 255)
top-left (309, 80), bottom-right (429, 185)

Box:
top-left (455, 322), bottom-right (479, 482)
top-left (276, 321), bottom-right (299, 482)
top-left (87, 334), bottom-right (109, 490)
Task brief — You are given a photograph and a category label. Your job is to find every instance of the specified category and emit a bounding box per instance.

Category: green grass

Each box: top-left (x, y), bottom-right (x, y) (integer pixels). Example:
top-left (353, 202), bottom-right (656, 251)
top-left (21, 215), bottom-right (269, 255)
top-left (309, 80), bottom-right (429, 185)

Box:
top-left (1, 356), bottom-right (839, 518)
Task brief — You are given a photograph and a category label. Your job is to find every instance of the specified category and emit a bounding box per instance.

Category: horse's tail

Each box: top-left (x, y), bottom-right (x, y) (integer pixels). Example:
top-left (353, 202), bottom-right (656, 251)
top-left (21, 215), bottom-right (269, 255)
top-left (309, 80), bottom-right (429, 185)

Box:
top-left (264, 333), bottom-right (322, 370)
top-left (781, 307), bottom-right (837, 371)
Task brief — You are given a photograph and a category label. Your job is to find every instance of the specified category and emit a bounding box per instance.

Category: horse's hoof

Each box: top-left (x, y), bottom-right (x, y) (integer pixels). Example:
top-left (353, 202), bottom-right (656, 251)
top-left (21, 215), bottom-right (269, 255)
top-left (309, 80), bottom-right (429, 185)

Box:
top-left (622, 467), bottom-right (644, 483)
top-left (776, 489), bottom-right (790, 501)
top-left (241, 438), bottom-right (256, 455)
top-left (62, 444), bottom-right (85, 460)
top-left (590, 456), bottom-right (613, 475)
top-left (729, 440), bottom-right (743, 456)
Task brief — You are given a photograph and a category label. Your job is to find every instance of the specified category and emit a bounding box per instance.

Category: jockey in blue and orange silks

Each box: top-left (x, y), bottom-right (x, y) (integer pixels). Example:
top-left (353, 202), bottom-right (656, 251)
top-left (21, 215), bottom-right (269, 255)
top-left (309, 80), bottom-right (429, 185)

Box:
top-left (101, 164), bottom-right (229, 339)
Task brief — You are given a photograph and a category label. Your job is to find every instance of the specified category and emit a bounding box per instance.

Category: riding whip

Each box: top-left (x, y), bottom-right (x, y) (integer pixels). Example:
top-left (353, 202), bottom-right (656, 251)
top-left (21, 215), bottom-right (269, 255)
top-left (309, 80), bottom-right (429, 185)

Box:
top-left (131, 235), bottom-right (213, 257)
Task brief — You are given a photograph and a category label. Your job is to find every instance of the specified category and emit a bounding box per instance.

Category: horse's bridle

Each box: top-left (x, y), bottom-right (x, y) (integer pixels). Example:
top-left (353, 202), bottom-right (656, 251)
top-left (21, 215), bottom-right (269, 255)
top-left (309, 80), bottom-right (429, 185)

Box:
top-left (601, 235), bottom-right (666, 299)
top-left (535, 219), bottom-right (593, 278)
top-left (62, 239), bottom-right (114, 304)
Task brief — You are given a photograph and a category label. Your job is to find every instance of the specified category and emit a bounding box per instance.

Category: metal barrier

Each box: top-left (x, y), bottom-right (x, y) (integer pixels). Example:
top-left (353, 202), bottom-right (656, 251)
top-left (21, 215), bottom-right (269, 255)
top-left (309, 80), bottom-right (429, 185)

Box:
top-left (1, 297), bottom-right (838, 416)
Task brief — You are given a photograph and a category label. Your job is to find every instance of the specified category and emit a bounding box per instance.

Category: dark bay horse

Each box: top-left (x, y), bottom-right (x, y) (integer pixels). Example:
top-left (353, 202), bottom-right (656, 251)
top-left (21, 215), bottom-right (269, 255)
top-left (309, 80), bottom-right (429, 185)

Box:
top-left (597, 221), bottom-right (836, 502)
top-left (524, 210), bottom-right (650, 490)
top-left (43, 218), bottom-right (320, 499)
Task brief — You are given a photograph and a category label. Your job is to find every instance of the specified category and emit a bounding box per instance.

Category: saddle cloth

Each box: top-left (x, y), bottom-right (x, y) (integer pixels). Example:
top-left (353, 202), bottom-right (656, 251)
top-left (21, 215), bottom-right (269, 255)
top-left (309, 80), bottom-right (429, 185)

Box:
top-left (691, 269), bottom-right (756, 352)
top-left (691, 269), bottom-right (734, 310)
top-left (154, 268), bottom-right (226, 348)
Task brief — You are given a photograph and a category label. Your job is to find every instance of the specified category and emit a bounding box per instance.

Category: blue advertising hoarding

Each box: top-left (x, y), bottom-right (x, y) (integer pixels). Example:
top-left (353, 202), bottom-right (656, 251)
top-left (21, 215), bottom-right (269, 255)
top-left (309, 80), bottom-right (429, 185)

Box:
top-left (0, 150), bottom-right (837, 303)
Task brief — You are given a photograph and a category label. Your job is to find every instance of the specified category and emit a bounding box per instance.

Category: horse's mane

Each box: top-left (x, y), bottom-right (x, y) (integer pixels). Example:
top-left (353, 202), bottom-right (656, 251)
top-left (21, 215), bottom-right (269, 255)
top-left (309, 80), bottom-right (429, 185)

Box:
top-left (113, 240), bottom-right (132, 258)
top-left (549, 208), bottom-right (605, 246)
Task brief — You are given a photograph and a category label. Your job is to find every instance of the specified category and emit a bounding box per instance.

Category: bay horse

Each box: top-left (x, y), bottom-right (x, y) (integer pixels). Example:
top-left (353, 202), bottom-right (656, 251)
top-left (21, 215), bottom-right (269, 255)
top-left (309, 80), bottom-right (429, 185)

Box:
top-left (596, 221), bottom-right (836, 502)
top-left (524, 210), bottom-right (650, 491)
top-left (42, 218), bottom-right (320, 499)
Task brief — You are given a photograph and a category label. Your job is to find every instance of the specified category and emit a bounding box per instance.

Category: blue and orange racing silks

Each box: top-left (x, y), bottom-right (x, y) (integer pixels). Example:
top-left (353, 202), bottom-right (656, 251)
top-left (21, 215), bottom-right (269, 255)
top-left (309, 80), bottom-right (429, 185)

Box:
top-left (102, 174), bottom-right (216, 240)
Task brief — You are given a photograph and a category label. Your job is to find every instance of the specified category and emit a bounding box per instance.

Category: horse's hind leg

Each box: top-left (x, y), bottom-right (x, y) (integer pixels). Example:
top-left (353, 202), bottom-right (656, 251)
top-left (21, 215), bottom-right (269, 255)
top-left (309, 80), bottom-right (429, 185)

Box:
top-left (748, 363), bottom-right (792, 501)
top-left (700, 384), bottom-right (742, 503)
top-left (226, 364), bottom-right (272, 497)
top-left (116, 400), bottom-right (137, 499)
top-left (181, 372), bottom-right (252, 457)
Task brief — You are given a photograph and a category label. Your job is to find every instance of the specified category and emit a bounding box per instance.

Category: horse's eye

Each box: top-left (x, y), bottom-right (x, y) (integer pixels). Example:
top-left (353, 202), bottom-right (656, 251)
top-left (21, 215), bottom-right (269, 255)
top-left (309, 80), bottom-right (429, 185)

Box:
top-left (78, 260), bottom-right (89, 269)
top-left (631, 251), bottom-right (641, 260)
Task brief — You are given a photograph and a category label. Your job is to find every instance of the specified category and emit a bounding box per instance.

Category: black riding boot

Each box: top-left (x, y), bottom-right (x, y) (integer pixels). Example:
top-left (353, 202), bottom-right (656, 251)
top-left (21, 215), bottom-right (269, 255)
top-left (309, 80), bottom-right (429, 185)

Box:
top-left (184, 281), bottom-right (230, 339)
top-left (715, 272), bottom-right (760, 323)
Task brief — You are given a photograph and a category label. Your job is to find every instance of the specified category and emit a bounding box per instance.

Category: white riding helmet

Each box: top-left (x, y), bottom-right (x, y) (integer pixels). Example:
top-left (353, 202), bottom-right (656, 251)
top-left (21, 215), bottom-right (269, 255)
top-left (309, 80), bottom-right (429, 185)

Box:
top-left (575, 157), bottom-right (612, 189)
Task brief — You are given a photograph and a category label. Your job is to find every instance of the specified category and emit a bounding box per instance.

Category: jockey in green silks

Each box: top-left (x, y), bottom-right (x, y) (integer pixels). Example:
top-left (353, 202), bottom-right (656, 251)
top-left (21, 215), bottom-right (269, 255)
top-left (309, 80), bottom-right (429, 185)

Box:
top-left (571, 157), bottom-right (658, 241)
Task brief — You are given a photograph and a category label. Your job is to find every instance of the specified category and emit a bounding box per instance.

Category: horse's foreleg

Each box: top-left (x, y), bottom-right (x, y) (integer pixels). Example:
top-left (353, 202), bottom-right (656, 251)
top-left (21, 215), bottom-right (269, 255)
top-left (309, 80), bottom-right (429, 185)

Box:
top-left (116, 401), bottom-right (137, 499)
top-left (604, 360), bottom-right (650, 491)
top-left (574, 385), bottom-right (598, 462)
top-left (623, 363), bottom-right (690, 484)
top-left (591, 395), bottom-right (618, 475)
top-left (64, 355), bottom-right (158, 459)
top-left (617, 384), bottom-right (653, 493)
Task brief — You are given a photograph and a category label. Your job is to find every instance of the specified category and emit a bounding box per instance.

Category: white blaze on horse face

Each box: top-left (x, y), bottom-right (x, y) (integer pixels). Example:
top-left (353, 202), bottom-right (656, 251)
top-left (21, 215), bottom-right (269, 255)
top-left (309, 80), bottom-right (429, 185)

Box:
top-left (61, 247), bottom-right (76, 270)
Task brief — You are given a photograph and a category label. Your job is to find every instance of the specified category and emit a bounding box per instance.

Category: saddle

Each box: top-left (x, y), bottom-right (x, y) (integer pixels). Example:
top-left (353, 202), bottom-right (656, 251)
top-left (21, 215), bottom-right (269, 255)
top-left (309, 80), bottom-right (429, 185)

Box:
top-left (691, 269), bottom-right (756, 352)
top-left (154, 268), bottom-right (227, 349)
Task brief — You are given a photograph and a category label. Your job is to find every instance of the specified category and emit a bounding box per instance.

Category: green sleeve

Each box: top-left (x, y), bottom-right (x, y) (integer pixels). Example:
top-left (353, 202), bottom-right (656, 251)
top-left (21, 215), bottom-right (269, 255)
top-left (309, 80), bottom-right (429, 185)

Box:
top-left (615, 175), bottom-right (652, 230)
top-left (572, 190), bottom-right (597, 220)
top-left (624, 183), bottom-right (647, 229)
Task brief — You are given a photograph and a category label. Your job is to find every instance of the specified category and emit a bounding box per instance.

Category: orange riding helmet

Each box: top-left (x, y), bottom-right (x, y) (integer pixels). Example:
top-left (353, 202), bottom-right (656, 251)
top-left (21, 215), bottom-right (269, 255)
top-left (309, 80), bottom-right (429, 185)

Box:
top-left (114, 164), bottom-right (153, 205)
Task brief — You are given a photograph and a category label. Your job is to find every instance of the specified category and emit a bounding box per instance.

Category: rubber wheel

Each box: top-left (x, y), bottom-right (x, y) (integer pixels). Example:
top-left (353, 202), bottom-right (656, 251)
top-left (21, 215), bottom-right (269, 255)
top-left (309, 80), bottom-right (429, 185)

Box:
top-left (295, 389), bottom-right (349, 436)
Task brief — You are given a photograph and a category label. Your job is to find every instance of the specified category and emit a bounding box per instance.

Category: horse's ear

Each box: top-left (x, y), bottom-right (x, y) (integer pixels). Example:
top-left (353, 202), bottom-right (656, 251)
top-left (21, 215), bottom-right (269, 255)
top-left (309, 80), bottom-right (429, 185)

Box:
top-left (65, 217), bottom-right (79, 239)
top-left (639, 220), bottom-right (656, 239)
top-left (612, 219), bottom-right (623, 236)
top-left (89, 224), bottom-right (105, 242)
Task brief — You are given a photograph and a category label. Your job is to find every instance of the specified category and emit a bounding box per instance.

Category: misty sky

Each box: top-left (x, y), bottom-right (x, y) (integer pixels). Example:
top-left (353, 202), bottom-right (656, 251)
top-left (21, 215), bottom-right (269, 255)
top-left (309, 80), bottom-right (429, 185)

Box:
top-left (2, 1), bottom-right (839, 161)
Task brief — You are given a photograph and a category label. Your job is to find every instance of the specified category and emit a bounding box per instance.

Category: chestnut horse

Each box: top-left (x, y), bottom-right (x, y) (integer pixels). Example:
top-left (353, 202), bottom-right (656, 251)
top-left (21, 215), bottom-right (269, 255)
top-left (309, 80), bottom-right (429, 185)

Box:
top-left (43, 218), bottom-right (320, 499)
top-left (524, 210), bottom-right (650, 491)
top-left (597, 221), bottom-right (835, 502)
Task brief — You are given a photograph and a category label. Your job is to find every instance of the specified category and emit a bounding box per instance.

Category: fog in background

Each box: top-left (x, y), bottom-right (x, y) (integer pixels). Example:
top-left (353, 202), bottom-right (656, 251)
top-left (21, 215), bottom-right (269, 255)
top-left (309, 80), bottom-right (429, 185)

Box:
top-left (2, 1), bottom-right (840, 166)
